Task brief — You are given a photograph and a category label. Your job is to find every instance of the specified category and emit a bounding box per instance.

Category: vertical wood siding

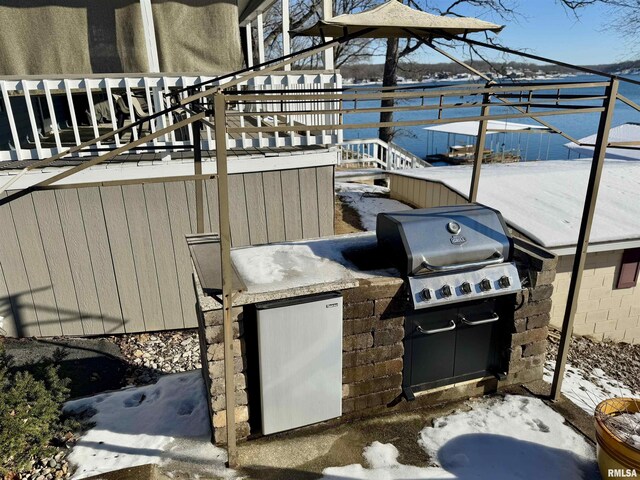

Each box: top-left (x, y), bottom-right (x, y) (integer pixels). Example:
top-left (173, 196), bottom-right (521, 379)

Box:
top-left (389, 174), bottom-right (467, 208)
top-left (0, 166), bottom-right (334, 337)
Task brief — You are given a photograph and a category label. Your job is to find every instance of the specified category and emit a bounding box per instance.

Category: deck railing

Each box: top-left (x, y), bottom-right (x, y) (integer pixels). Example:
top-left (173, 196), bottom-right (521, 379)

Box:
top-left (337, 138), bottom-right (430, 170)
top-left (0, 71), bottom-right (341, 161)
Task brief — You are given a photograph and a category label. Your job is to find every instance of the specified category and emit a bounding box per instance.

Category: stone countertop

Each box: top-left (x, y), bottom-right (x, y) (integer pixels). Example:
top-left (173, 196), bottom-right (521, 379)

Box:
top-left (196, 232), bottom-right (403, 311)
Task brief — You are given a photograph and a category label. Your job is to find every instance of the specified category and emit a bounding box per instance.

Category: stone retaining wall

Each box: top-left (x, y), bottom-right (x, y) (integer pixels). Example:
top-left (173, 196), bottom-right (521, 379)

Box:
top-left (341, 277), bottom-right (407, 415)
top-left (196, 238), bottom-right (557, 444)
top-left (196, 305), bottom-right (250, 444)
top-left (506, 239), bottom-right (558, 386)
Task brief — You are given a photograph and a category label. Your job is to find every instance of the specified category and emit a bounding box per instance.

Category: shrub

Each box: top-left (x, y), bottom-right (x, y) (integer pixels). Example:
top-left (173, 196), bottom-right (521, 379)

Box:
top-left (0, 346), bottom-right (70, 475)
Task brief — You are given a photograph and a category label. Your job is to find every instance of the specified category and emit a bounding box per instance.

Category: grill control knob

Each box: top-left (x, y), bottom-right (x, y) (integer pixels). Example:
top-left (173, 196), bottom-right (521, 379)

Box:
top-left (460, 282), bottom-right (472, 295)
top-left (498, 275), bottom-right (511, 288)
top-left (480, 278), bottom-right (492, 292)
top-left (441, 285), bottom-right (453, 298)
top-left (421, 288), bottom-right (432, 301)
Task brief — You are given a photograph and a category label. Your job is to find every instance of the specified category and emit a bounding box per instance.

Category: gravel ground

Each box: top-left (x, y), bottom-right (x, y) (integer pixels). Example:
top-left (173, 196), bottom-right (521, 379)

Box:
top-left (2, 330), bottom-right (201, 479)
top-left (546, 329), bottom-right (640, 394)
top-left (109, 329), bottom-right (201, 385)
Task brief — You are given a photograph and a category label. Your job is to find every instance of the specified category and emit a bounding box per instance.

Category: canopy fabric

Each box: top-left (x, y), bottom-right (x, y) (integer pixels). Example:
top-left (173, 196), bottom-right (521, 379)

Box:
top-left (0, 0), bottom-right (242, 76)
top-left (294, 0), bottom-right (504, 39)
top-left (424, 120), bottom-right (549, 136)
top-left (565, 123), bottom-right (640, 161)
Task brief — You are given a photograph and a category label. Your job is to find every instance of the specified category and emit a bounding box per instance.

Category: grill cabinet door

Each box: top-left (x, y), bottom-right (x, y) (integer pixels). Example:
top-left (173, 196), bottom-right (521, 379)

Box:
top-left (454, 299), bottom-right (501, 377)
top-left (406, 307), bottom-right (457, 387)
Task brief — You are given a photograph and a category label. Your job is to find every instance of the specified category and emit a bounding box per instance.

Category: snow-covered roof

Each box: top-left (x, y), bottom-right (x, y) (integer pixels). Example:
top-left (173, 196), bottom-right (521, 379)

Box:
top-left (424, 120), bottom-right (549, 137)
top-left (565, 123), bottom-right (640, 161)
top-left (394, 160), bottom-right (640, 251)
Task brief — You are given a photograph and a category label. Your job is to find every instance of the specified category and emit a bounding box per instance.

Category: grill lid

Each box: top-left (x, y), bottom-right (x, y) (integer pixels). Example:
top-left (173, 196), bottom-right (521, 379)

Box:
top-left (376, 204), bottom-right (513, 276)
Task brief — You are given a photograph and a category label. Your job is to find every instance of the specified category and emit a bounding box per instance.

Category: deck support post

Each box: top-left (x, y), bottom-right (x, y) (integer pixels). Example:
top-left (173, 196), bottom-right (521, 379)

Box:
top-left (192, 119), bottom-right (204, 233)
top-left (282, 0), bottom-right (291, 71)
top-left (322, 0), bottom-right (334, 70)
top-left (469, 93), bottom-right (490, 202)
top-left (213, 92), bottom-right (238, 467)
top-left (550, 78), bottom-right (619, 401)
top-left (245, 24), bottom-right (254, 68)
top-left (257, 11), bottom-right (266, 66)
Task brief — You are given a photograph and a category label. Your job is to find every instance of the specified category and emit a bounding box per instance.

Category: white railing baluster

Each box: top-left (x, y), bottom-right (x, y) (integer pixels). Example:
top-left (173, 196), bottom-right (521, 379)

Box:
top-left (1, 81), bottom-right (24, 160)
top-left (0, 71), bottom-right (342, 160)
top-left (179, 76), bottom-right (194, 147)
top-left (63, 79), bottom-right (81, 147)
top-left (43, 79), bottom-right (63, 153)
top-left (162, 76), bottom-right (177, 144)
top-left (143, 76), bottom-right (158, 151)
top-left (21, 81), bottom-right (44, 160)
top-left (104, 78), bottom-right (121, 147)
top-left (84, 78), bottom-right (102, 152)
top-left (123, 77), bottom-right (138, 142)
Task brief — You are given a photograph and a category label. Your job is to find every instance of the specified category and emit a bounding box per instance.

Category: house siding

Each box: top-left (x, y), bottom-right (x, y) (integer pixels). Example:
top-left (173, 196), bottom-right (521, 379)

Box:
top-left (551, 251), bottom-right (640, 344)
top-left (0, 165), bottom-right (335, 338)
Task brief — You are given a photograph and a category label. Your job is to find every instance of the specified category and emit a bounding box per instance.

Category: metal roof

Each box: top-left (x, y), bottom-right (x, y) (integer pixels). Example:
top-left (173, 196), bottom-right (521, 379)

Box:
top-left (565, 123), bottom-right (640, 161)
top-left (424, 120), bottom-right (549, 136)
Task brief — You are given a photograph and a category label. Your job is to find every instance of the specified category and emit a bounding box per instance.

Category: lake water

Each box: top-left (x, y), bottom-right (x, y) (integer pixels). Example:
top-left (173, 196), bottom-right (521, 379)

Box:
top-left (342, 74), bottom-right (640, 162)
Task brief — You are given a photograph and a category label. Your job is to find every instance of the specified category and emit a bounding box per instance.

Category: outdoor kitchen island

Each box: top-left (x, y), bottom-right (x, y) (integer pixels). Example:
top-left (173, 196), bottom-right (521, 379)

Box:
top-left (189, 229), bottom-right (558, 445)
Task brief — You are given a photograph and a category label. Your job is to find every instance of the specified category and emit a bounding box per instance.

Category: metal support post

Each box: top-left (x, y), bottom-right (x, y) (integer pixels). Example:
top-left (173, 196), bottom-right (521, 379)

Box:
top-left (192, 119), bottom-right (204, 233)
top-left (469, 93), bottom-right (490, 202)
top-left (213, 93), bottom-right (238, 467)
top-left (550, 79), bottom-right (619, 401)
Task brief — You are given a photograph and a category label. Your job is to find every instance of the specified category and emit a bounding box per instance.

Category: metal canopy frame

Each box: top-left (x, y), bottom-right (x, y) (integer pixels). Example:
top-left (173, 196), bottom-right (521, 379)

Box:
top-left (1, 21), bottom-right (639, 469)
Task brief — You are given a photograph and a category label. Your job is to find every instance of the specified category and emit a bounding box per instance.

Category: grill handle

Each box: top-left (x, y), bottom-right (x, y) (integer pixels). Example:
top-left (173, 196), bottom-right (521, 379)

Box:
top-left (421, 252), bottom-right (504, 273)
top-left (416, 320), bottom-right (456, 335)
top-left (458, 313), bottom-right (500, 326)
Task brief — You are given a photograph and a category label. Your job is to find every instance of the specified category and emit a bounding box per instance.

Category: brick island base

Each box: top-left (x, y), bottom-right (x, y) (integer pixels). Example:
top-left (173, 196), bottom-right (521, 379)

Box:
top-left (195, 239), bottom-right (557, 444)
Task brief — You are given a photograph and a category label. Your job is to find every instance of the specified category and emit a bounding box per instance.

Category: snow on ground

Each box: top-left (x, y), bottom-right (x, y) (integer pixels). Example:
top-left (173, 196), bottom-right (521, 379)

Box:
top-left (336, 182), bottom-right (412, 231)
top-left (64, 371), bottom-right (234, 479)
top-left (544, 360), bottom-right (639, 414)
top-left (323, 395), bottom-right (598, 480)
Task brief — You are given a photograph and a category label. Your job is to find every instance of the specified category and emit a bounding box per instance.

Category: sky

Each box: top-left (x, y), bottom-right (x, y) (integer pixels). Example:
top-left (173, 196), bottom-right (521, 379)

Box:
top-left (408, 0), bottom-right (635, 66)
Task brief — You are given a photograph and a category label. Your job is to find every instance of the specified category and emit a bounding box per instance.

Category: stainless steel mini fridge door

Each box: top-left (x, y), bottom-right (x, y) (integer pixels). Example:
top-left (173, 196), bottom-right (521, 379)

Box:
top-left (256, 292), bottom-right (343, 435)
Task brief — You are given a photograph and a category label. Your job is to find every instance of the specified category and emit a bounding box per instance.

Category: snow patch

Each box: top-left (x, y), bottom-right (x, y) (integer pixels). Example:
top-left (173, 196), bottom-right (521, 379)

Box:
top-left (419, 395), bottom-right (597, 480)
top-left (543, 361), bottom-right (639, 414)
top-left (323, 395), bottom-right (598, 480)
top-left (64, 371), bottom-right (233, 479)
top-left (336, 182), bottom-right (411, 231)
top-left (323, 441), bottom-right (453, 479)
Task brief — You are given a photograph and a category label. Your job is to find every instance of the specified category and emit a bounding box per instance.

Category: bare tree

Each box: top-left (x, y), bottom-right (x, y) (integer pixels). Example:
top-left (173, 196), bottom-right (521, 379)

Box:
top-left (261, 0), bottom-right (384, 68)
top-left (378, 0), bottom-right (521, 143)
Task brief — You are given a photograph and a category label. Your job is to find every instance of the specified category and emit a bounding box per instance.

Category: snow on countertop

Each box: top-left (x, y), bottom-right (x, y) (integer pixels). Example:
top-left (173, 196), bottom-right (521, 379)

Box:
top-left (231, 233), bottom-right (398, 302)
top-left (394, 160), bottom-right (640, 249)
top-left (323, 395), bottom-right (598, 480)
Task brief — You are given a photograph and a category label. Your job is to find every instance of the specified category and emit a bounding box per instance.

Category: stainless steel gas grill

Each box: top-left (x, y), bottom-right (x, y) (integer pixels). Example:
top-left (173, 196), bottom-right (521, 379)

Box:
top-left (376, 204), bottom-right (523, 398)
